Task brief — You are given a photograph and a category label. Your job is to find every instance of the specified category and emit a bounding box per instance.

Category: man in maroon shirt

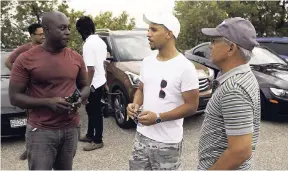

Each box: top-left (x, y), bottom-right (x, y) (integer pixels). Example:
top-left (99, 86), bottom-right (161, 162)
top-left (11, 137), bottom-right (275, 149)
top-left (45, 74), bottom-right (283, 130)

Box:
top-left (9, 11), bottom-right (90, 170)
top-left (5, 23), bottom-right (44, 161)
top-left (5, 23), bottom-right (44, 70)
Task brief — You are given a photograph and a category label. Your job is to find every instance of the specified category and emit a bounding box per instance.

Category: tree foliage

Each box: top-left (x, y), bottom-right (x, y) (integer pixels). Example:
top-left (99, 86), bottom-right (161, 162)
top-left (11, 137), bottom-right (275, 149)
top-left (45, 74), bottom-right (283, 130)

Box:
top-left (1, 0), bottom-right (136, 53)
top-left (174, 1), bottom-right (288, 51)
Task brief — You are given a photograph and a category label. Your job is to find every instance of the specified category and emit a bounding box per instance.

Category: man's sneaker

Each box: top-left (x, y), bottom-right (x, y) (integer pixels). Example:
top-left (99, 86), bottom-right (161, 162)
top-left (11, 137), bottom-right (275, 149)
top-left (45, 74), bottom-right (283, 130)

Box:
top-left (79, 135), bottom-right (92, 143)
top-left (19, 150), bottom-right (27, 160)
top-left (83, 142), bottom-right (104, 151)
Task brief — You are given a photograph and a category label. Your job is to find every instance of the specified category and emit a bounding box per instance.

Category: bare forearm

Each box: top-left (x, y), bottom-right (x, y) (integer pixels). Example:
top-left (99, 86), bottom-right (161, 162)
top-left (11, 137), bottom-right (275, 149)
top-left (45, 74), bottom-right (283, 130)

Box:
top-left (5, 61), bottom-right (13, 71)
top-left (10, 93), bottom-right (50, 109)
top-left (160, 103), bottom-right (196, 122)
top-left (133, 89), bottom-right (143, 106)
top-left (209, 149), bottom-right (251, 170)
top-left (87, 70), bottom-right (94, 86)
top-left (80, 86), bottom-right (90, 101)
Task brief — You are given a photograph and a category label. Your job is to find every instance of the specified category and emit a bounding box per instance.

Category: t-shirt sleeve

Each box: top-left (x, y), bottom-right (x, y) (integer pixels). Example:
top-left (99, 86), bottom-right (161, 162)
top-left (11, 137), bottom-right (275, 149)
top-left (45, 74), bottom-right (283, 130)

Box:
top-left (10, 54), bottom-right (29, 85)
top-left (221, 89), bottom-right (254, 136)
top-left (180, 63), bottom-right (199, 92)
top-left (83, 42), bottom-right (95, 67)
top-left (9, 45), bottom-right (28, 63)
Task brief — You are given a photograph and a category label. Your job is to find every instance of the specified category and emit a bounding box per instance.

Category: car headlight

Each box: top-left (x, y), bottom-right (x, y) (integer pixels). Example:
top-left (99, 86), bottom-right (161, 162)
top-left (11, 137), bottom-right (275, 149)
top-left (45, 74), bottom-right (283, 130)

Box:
top-left (270, 88), bottom-right (288, 97)
top-left (205, 67), bottom-right (215, 80)
top-left (125, 71), bottom-right (140, 87)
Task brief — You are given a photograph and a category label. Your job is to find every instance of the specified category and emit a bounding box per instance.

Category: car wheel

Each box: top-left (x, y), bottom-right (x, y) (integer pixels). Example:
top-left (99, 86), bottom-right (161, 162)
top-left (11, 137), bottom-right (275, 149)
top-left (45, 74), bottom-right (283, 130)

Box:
top-left (112, 89), bottom-right (135, 129)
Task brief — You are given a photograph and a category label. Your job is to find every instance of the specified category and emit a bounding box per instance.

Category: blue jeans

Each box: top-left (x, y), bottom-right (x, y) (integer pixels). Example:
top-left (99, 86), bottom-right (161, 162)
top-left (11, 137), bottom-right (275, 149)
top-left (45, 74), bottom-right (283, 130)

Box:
top-left (26, 124), bottom-right (78, 170)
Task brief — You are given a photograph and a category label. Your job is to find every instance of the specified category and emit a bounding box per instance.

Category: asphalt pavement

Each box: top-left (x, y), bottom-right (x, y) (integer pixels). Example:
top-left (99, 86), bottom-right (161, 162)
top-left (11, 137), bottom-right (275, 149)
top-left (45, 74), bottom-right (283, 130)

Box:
top-left (1, 108), bottom-right (288, 170)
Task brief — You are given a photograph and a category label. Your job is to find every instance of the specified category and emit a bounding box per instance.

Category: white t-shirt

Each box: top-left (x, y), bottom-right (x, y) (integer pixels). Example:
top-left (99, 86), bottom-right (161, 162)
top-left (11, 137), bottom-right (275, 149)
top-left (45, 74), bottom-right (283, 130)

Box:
top-left (83, 34), bottom-right (107, 89)
top-left (137, 53), bottom-right (199, 143)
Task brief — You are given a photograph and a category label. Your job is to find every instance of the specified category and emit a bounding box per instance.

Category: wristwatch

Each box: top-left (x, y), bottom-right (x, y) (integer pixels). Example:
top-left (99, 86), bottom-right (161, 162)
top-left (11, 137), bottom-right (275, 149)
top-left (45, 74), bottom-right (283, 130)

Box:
top-left (155, 113), bottom-right (162, 124)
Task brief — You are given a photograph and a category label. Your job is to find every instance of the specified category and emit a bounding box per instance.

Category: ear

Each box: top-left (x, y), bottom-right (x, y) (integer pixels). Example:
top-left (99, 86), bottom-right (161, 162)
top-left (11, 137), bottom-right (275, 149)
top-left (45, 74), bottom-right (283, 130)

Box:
top-left (166, 31), bottom-right (173, 39)
top-left (227, 43), bottom-right (237, 57)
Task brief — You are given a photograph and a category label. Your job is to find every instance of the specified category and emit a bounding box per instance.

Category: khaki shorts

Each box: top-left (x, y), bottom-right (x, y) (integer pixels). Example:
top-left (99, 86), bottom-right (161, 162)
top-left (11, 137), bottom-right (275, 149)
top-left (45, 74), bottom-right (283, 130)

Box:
top-left (129, 132), bottom-right (183, 170)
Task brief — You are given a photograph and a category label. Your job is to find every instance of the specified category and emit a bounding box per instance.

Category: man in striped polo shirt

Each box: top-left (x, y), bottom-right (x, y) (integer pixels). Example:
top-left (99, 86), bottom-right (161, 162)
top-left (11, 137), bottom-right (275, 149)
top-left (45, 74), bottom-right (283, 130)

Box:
top-left (197, 17), bottom-right (261, 170)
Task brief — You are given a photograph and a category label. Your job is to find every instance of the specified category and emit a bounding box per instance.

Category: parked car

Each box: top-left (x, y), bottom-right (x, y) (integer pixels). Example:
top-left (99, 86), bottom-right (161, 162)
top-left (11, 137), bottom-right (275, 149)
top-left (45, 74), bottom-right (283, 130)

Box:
top-left (256, 37), bottom-right (288, 62)
top-left (1, 50), bottom-right (27, 137)
top-left (185, 42), bottom-right (288, 119)
top-left (97, 29), bottom-right (214, 128)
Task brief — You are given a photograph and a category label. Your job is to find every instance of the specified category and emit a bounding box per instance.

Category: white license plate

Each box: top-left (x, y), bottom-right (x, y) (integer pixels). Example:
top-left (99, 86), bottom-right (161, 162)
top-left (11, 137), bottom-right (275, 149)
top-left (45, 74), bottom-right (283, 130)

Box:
top-left (10, 118), bottom-right (27, 128)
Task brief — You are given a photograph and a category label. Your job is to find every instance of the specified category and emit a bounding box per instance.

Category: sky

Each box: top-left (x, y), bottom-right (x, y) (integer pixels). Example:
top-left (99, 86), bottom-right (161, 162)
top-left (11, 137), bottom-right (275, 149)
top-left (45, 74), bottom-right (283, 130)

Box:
top-left (66, 0), bottom-right (176, 28)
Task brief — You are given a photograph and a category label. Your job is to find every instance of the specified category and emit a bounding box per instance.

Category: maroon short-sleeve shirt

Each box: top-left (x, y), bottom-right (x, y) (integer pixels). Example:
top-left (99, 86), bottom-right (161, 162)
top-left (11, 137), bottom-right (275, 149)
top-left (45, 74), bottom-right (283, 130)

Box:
top-left (9, 43), bottom-right (33, 63)
top-left (10, 46), bottom-right (87, 129)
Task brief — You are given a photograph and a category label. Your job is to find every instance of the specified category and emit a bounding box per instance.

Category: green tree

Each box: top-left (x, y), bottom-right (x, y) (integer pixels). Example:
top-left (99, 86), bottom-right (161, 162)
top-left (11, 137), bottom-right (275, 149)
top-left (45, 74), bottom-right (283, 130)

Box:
top-left (1, 0), bottom-right (136, 53)
top-left (174, 1), bottom-right (227, 51)
top-left (93, 11), bottom-right (135, 30)
top-left (1, 0), bottom-right (29, 49)
top-left (174, 1), bottom-right (288, 51)
top-left (1, 0), bottom-right (57, 49)
top-left (217, 1), bottom-right (288, 37)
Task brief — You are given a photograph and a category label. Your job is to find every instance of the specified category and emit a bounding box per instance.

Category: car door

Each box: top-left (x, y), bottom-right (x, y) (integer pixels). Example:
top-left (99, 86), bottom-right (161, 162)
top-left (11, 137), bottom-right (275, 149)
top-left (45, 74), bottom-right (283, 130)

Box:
top-left (186, 42), bottom-right (220, 78)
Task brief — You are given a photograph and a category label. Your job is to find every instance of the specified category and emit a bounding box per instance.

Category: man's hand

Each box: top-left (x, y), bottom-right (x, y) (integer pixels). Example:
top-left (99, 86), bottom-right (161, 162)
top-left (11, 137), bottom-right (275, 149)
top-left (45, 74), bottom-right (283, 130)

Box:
top-left (138, 111), bottom-right (157, 126)
top-left (126, 103), bottom-right (140, 121)
top-left (69, 98), bottom-right (83, 114)
top-left (47, 97), bottom-right (72, 113)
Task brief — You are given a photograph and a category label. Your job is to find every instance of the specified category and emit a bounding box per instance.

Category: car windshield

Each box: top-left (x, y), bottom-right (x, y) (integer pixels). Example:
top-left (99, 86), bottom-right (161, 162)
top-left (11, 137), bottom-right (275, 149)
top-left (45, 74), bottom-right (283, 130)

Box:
top-left (259, 42), bottom-right (288, 56)
top-left (250, 47), bottom-right (287, 65)
top-left (114, 35), bottom-right (158, 61)
top-left (1, 51), bottom-right (11, 76)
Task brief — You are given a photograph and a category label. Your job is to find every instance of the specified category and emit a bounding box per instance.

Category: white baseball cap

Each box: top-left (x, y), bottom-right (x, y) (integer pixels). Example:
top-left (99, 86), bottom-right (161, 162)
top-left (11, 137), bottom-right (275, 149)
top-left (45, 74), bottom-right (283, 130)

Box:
top-left (143, 13), bottom-right (181, 39)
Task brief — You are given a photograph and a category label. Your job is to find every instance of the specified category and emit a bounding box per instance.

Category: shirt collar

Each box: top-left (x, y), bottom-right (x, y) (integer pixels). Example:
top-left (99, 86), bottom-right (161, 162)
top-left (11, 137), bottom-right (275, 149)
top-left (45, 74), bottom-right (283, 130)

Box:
top-left (216, 63), bottom-right (251, 84)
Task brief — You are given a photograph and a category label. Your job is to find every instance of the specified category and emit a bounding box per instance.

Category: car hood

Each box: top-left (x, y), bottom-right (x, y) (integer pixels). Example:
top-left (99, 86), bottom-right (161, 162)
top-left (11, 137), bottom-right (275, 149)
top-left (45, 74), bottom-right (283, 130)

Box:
top-left (251, 64), bottom-right (288, 89)
top-left (115, 60), bottom-right (209, 79)
top-left (1, 76), bottom-right (25, 114)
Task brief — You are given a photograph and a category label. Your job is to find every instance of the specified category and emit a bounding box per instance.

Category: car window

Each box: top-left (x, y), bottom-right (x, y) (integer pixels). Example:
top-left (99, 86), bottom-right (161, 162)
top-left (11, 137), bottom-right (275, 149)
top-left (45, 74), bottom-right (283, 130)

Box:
top-left (259, 42), bottom-right (288, 56)
top-left (250, 47), bottom-right (287, 65)
top-left (1, 52), bottom-right (11, 76)
top-left (114, 35), bottom-right (158, 61)
top-left (100, 36), bottom-right (113, 55)
top-left (193, 44), bottom-right (211, 58)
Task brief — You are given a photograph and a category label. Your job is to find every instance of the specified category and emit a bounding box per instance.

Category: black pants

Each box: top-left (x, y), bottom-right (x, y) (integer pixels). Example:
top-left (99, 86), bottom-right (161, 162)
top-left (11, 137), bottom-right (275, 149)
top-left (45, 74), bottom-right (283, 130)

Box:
top-left (85, 85), bottom-right (103, 143)
top-left (26, 124), bottom-right (78, 170)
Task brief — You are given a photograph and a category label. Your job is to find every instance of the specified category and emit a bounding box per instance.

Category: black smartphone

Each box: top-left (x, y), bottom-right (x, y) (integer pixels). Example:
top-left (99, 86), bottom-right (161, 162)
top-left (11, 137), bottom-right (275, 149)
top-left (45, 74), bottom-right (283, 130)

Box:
top-left (66, 89), bottom-right (81, 103)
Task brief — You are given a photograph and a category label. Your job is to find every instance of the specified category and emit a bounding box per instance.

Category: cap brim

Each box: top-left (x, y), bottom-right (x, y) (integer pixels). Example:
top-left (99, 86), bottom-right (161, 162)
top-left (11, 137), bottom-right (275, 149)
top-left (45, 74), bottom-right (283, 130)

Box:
top-left (201, 28), bottom-right (222, 37)
top-left (143, 14), bottom-right (152, 24)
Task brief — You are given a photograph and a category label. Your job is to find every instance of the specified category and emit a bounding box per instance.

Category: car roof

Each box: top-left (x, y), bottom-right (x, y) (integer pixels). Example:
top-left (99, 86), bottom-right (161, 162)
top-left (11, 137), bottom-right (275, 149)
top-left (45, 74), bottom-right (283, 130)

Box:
top-left (256, 37), bottom-right (288, 43)
top-left (96, 29), bottom-right (147, 36)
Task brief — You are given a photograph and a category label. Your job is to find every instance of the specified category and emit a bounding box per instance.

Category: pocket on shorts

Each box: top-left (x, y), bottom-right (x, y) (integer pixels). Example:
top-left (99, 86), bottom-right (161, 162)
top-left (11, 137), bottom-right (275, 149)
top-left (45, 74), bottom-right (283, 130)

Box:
top-left (158, 142), bottom-right (182, 169)
top-left (130, 138), bottom-right (147, 161)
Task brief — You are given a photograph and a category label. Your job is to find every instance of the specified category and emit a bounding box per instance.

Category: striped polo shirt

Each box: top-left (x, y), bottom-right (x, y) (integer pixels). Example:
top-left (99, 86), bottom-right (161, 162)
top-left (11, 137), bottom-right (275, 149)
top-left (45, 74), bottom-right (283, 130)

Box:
top-left (198, 63), bottom-right (261, 170)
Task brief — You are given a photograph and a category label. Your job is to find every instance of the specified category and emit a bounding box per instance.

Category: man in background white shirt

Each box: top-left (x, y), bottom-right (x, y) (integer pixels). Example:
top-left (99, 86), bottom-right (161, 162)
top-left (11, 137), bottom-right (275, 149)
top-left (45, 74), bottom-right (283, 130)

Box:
top-left (127, 13), bottom-right (200, 170)
top-left (76, 16), bottom-right (107, 151)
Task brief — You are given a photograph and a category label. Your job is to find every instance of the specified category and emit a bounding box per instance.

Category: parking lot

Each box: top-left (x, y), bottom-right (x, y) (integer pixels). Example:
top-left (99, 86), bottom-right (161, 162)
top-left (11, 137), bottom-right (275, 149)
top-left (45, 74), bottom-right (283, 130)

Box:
top-left (1, 108), bottom-right (288, 170)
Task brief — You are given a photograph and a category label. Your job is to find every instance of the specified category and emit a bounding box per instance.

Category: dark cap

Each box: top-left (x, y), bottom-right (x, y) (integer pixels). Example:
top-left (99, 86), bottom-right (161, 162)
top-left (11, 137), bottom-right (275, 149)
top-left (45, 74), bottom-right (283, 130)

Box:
top-left (201, 17), bottom-right (259, 51)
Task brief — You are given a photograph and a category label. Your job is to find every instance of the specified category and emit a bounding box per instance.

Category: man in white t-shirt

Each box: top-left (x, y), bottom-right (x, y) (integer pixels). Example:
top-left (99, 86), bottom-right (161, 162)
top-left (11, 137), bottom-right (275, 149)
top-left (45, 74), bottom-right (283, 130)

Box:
top-left (127, 13), bottom-right (200, 170)
top-left (76, 16), bottom-right (107, 151)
